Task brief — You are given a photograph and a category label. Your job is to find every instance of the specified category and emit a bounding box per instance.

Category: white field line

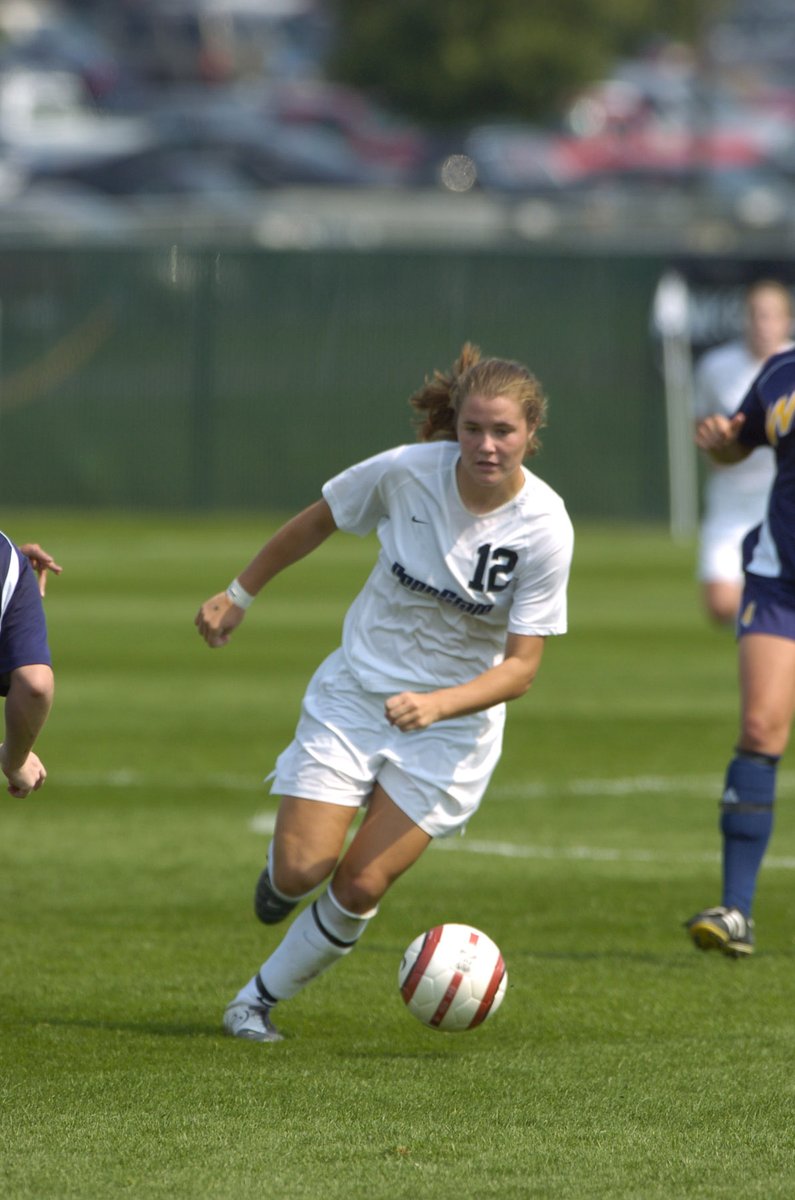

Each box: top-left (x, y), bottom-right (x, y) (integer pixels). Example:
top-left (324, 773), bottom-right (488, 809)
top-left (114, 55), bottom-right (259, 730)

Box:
top-left (55, 768), bottom-right (795, 797)
top-left (249, 805), bottom-right (795, 873)
top-left (56, 768), bottom-right (265, 792)
top-left (489, 771), bottom-right (795, 800)
top-left (248, 815), bottom-right (795, 871)
top-left (53, 768), bottom-right (795, 870)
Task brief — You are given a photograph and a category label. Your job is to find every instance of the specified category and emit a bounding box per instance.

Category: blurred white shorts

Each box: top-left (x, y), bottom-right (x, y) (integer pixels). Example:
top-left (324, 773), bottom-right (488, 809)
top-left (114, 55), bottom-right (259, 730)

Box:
top-left (267, 648), bottom-right (505, 839)
top-left (706, 504), bottom-right (773, 583)
top-left (699, 479), bottom-right (769, 584)
top-left (698, 513), bottom-right (748, 584)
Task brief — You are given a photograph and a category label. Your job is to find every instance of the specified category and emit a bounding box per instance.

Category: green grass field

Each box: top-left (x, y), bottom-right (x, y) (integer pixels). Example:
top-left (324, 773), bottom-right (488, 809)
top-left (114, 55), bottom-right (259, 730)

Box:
top-left (1, 511), bottom-right (794, 1199)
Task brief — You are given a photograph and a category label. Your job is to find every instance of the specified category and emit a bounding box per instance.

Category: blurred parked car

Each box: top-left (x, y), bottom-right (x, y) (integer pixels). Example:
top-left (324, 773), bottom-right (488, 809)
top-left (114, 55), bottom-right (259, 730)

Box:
top-left (261, 81), bottom-right (431, 183)
top-left (0, 16), bottom-right (129, 102)
top-left (0, 67), bottom-right (153, 170)
top-left (106, 0), bottom-right (331, 85)
top-left (466, 101), bottom-right (784, 197)
top-left (146, 83), bottom-right (417, 186)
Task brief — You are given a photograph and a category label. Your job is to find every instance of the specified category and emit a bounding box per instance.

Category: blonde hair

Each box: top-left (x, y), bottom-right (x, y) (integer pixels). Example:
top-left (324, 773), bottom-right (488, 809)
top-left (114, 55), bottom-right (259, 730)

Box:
top-left (408, 343), bottom-right (547, 457)
top-left (746, 278), bottom-right (794, 315)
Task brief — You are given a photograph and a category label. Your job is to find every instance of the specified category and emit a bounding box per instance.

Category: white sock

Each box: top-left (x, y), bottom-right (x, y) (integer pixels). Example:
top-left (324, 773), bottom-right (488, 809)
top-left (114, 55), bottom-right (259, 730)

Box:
top-left (235, 886), bottom-right (377, 1004)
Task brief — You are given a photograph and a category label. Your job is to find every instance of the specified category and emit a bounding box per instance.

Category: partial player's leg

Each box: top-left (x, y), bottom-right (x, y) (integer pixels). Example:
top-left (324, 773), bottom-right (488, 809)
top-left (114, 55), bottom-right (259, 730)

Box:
top-left (331, 781), bottom-right (433, 913)
top-left (253, 795), bottom-right (357, 924)
top-left (702, 579), bottom-right (742, 627)
top-left (686, 632), bottom-right (795, 956)
top-left (225, 784), bottom-right (432, 1041)
top-left (697, 515), bottom-right (746, 627)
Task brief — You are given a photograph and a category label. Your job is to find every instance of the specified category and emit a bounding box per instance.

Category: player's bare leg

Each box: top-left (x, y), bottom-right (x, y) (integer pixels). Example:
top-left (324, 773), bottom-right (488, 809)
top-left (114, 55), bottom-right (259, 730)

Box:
top-left (226, 785), bottom-right (432, 1041)
top-left (687, 634), bottom-right (795, 956)
top-left (702, 580), bottom-right (742, 626)
top-left (254, 796), bottom-right (358, 923)
top-left (331, 783), bottom-right (433, 914)
top-left (738, 634), bottom-right (795, 757)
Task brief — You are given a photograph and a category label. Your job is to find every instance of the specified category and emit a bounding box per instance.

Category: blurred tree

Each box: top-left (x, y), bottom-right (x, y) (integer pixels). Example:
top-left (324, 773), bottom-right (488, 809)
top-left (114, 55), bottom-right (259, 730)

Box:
top-left (330, 0), bottom-right (723, 123)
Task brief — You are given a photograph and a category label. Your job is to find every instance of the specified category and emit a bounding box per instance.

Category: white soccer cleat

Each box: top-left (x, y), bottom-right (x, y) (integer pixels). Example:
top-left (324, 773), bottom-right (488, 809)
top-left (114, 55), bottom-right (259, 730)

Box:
top-left (223, 1000), bottom-right (284, 1042)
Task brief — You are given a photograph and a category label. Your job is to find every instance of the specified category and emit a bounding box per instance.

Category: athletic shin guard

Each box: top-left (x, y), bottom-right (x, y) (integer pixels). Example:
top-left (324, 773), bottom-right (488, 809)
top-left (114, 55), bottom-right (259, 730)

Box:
top-left (720, 750), bottom-right (778, 916)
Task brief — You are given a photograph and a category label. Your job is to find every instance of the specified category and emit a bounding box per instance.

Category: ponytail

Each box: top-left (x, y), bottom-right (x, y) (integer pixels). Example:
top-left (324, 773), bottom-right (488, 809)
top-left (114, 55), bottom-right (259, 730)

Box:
top-left (408, 343), bottom-right (482, 441)
top-left (408, 342), bottom-right (546, 456)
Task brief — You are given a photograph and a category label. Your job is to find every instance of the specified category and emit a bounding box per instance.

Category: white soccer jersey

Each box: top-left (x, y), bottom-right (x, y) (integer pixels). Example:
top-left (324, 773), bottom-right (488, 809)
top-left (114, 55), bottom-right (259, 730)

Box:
top-left (694, 339), bottom-right (778, 502)
top-left (321, 441), bottom-right (573, 693)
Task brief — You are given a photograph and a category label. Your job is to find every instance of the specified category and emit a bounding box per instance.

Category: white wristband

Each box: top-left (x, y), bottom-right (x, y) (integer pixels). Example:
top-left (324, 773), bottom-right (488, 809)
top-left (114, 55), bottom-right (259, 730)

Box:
top-left (226, 578), bottom-right (255, 609)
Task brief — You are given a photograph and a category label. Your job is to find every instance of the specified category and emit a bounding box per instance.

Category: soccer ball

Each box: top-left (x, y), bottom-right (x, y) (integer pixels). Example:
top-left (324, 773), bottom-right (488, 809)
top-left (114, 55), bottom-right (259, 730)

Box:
top-left (397, 923), bottom-right (507, 1032)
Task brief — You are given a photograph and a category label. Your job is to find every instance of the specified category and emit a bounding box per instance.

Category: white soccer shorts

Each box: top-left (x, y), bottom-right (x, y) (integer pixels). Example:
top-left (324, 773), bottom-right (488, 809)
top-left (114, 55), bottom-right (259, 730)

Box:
top-left (268, 648), bottom-right (505, 838)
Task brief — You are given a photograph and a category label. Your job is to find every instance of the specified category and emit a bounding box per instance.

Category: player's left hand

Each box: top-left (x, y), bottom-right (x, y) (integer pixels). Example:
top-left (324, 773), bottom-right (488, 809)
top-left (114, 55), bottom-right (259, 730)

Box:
top-left (18, 544), bottom-right (63, 597)
top-left (385, 691), bottom-right (442, 731)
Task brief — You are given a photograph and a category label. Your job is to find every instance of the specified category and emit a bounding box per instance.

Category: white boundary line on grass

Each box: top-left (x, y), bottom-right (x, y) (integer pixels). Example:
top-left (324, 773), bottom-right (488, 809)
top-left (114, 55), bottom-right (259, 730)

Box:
top-left (55, 768), bottom-right (264, 792)
top-left (53, 767), bottom-right (795, 870)
top-left (54, 767), bottom-right (795, 797)
top-left (489, 771), bottom-right (795, 800)
top-left (248, 805), bottom-right (795, 873)
top-left (247, 812), bottom-right (795, 870)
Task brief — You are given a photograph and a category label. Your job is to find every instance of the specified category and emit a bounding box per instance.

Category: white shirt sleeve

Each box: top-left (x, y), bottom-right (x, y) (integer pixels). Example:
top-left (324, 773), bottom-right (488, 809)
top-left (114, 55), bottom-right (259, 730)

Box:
top-left (322, 446), bottom-right (407, 536)
top-left (507, 513), bottom-right (574, 637)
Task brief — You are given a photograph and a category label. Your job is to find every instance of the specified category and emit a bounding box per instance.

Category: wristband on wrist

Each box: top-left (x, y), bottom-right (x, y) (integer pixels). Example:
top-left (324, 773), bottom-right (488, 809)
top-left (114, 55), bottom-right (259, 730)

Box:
top-left (226, 578), bottom-right (255, 609)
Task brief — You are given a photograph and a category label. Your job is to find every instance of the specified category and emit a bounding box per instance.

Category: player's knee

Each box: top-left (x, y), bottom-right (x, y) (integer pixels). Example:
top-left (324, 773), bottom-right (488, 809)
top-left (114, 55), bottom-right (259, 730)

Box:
top-left (271, 834), bottom-right (338, 897)
top-left (10, 664), bottom-right (54, 706)
top-left (330, 866), bottom-right (385, 915)
top-left (740, 714), bottom-right (790, 757)
top-left (708, 602), bottom-right (737, 626)
top-left (274, 860), bottom-right (332, 898)
top-left (703, 581), bottom-right (741, 626)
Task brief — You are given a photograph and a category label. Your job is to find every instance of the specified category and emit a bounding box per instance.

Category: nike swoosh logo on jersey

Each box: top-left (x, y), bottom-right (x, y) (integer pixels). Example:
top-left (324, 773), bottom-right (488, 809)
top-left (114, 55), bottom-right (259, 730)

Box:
top-left (411, 515), bottom-right (429, 524)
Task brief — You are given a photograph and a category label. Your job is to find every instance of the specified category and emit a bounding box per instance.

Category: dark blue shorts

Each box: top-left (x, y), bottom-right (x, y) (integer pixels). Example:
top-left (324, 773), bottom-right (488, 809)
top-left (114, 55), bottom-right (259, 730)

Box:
top-left (0, 535), bottom-right (51, 696)
top-left (737, 571), bottom-right (795, 642)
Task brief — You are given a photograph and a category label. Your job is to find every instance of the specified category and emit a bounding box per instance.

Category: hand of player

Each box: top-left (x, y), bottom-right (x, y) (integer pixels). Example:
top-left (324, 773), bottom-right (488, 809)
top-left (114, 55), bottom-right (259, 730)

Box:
top-left (385, 691), bottom-right (442, 731)
top-left (694, 412), bottom-right (745, 451)
top-left (18, 543), bottom-right (63, 597)
top-left (194, 591), bottom-right (247, 647)
top-left (0, 745), bottom-right (47, 797)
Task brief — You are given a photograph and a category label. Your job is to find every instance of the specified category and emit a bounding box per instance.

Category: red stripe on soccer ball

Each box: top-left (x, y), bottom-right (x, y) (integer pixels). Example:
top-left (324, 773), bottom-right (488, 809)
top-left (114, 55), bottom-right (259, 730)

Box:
top-left (400, 925), bottom-right (444, 1003)
top-left (467, 954), bottom-right (506, 1029)
top-left (430, 971), bottom-right (463, 1026)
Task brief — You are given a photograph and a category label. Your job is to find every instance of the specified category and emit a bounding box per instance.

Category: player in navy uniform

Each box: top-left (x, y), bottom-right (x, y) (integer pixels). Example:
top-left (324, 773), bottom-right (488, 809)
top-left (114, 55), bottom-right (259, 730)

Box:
top-left (687, 346), bottom-right (795, 955)
top-left (196, 344), bottom-right (573, 1041)
top-left (692, 280), bottom-right (792, 625)
top-left (0, 532), bottom-right (57, 798)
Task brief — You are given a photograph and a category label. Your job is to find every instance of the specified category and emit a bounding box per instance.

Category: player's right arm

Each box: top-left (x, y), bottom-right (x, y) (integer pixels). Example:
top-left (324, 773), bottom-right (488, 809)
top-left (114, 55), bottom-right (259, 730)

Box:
top-left (195, 499), bottom-right (338, 647)
top-left (694, 412), bottom-right (751, 464)
top-left (0, 664), bottom-right (54, 797)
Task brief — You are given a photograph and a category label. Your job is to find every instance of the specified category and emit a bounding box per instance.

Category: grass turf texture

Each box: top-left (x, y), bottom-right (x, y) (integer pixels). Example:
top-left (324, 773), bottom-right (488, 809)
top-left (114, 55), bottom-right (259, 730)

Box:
top-left (1, 511), bottom-right (794, 1199)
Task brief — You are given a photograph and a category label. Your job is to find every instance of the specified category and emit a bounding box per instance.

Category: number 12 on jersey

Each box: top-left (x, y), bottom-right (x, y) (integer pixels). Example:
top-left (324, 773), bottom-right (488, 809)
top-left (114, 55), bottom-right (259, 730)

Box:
top-left (468, 544), bottom-right (518, 593)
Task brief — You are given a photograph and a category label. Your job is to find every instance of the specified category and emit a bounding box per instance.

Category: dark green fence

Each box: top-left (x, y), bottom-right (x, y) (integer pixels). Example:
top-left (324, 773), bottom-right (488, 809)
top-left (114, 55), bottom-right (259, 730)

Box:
top-left (0, 244), bottom-right (669, 519)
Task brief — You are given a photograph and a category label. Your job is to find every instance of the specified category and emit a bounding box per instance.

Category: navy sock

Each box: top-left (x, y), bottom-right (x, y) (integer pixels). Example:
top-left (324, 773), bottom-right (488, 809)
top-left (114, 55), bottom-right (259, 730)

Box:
top-left (720, 750), bottom-right (778, 916)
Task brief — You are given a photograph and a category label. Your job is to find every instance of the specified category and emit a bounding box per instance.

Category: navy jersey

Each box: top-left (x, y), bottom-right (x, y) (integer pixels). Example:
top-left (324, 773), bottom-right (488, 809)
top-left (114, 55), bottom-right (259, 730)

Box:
top-left (737, 349), bottom-right (795, 581)
top-left (0, 532), bottom-right (51, 696)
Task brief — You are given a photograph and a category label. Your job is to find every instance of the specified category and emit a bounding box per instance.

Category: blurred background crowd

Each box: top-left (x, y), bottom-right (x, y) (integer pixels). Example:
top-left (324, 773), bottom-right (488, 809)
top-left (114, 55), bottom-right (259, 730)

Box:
top-left (2, 0), bottom-right (795, 249)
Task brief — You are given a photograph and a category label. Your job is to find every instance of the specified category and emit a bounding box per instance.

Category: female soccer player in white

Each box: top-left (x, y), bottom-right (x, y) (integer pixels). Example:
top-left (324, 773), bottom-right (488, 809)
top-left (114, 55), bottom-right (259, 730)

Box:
top-left (195, 344), bottom-right (573, 1041)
